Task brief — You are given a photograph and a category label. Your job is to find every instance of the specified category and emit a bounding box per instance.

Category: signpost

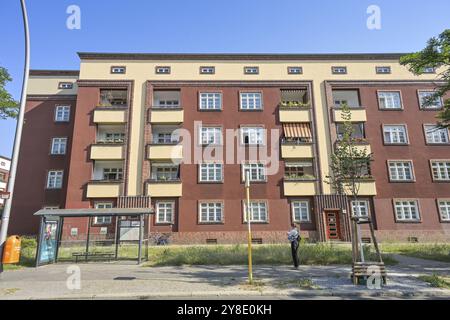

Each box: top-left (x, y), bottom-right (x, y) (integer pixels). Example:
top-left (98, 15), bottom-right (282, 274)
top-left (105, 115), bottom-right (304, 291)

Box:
top-left (245, 171), bottom-right (253, 284)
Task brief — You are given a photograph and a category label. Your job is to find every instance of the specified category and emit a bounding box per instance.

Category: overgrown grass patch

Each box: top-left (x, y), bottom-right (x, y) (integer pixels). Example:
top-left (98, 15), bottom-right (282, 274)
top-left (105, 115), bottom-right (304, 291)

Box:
top-left (380, 243), bottom-right (450, 263)
top-left (418, 274), bottom-right (450, 289)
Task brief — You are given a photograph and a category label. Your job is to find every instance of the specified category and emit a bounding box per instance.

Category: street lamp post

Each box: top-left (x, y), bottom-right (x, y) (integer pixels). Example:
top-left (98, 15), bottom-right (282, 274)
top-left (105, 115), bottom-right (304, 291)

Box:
top-left (245, 171), bottom-right (253, 284)
top-left (0, 0), bottom-right (30, 275)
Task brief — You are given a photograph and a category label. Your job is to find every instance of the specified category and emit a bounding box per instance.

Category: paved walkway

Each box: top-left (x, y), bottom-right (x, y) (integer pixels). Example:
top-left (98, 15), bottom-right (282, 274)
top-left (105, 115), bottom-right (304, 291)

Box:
top-left (0, 260), bottom-right (449, 300)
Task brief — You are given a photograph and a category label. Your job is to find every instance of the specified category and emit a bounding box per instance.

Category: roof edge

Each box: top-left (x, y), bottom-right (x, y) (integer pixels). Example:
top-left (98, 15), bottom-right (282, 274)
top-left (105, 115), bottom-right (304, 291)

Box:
top-left (77, 52), bottom-right (408, 61)
top-left (30, 70), bottom-right (80, 76)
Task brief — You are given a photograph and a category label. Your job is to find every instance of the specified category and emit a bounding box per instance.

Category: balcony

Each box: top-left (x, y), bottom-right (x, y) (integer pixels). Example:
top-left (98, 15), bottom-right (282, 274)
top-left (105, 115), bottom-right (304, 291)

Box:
top-left (86, 181), bottom-right (123, 198)
top-left (149, 108), bottom-right (184, 124)
top-left (146, 179), bottom-right (182, 197)
top-left (333, 108), bottom-right (367, 122)
top-left (334, 140), bottom-right (372, 154)
top-left (90, 144), bottom-right (124, 160)
top-left (279, 106), bottom-right (311, 123)
top-left (283, 179), bottom-right (317, 196)
top-left (93, 108), bottom-right (127, 124)
top-left (343, 179), bottom-right (377, 196)
top-left (147, 144), bottom-right (183, 160)
top-left (281, 139), bottom-right (314, 158)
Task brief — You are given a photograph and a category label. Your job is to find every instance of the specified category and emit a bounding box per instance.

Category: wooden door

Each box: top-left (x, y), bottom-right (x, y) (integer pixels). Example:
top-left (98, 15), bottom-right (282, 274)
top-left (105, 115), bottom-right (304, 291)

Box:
top-left (324, 210), bottom-right (342, 240)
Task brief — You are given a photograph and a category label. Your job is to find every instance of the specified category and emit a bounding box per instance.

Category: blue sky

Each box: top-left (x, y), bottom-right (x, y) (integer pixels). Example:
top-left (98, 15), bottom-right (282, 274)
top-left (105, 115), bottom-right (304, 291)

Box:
top-left (1, 0), bottom-right (449, 157)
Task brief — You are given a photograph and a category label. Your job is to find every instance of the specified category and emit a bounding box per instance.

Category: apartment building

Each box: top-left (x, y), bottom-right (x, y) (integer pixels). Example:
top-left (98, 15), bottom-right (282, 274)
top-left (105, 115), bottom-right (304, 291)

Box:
top-left (0, 156), bottom-right (11, 209)
top-left (9, 53), bottom-right (450, 243)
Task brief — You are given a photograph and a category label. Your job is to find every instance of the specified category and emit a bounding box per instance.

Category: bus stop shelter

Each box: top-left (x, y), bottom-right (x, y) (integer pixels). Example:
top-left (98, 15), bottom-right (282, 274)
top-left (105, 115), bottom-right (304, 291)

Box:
top-left (33, 208), bottom-right (153, 266)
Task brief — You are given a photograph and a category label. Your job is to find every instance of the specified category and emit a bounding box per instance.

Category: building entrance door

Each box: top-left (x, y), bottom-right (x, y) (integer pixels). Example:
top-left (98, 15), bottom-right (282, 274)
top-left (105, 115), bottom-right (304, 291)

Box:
top-left (324, 210), bottom-right (342, 240)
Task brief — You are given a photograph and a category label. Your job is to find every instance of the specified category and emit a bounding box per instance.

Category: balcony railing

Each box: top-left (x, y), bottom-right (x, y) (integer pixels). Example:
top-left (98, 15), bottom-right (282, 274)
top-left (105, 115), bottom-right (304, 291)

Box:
top-left (96, 139), bottom-right (125, 144)
top-left (284, 174), bottom-right (316, 181)
top-left (148, 176), bottom-right (180, 183)
top-left (281, 137), bottom-right (313, 144)
top-left (279, 101), bottom-right (311, 109)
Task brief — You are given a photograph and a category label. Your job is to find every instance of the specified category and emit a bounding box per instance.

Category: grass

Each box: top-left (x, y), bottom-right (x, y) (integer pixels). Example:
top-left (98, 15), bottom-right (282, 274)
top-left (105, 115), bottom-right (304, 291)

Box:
top-left (380, 243), bottom-right (450, 263)
top-left (418, 274), bottom-right (450, 289)
top-left (274, 278), bottom-right (319, 290)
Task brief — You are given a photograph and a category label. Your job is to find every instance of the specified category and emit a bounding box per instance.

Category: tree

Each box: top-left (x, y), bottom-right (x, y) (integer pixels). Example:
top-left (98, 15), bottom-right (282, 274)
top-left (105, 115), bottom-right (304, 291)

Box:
top-left (400, 29), bottom-right (450, 128)
top-left (0, 67), bottom-right (19, 120)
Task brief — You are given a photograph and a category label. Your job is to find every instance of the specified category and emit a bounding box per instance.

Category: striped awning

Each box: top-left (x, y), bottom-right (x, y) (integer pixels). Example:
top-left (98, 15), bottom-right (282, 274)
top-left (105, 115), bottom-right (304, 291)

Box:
top-left (282, 123), bottom-right (312, 138)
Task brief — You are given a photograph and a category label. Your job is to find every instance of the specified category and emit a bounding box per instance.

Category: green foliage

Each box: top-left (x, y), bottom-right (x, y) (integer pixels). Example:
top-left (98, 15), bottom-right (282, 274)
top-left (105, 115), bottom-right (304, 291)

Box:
top-left (418, 274), bottom-right (450, 289)
top-left (381, 243), bottom-right (450, 263)
top-left (326, 103), bottom-right (373, 196)
top-left (400, 29), bottom-right (450, 128)
top-left (0, 67), bottom-right (19, 120)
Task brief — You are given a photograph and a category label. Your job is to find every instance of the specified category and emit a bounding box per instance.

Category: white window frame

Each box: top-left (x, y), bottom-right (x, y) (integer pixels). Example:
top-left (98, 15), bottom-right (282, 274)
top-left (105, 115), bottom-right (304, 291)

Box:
top-left (394, 200), bottom-right (421, 222)
top-left (383, 125), bottom-right (408, 144)
top-left (288, 66), bottom-right (303, 74)
top-left (418, 90), bottom-right (443, 109)
top-left (199, 92), bottom-right (222, 110)
top-left (244, 201), bottom-right (268, 223)
top-left (103, 167), bottom-right (123, 181)
top-left (388, 161), bottom-right (414, 182)
top-left (244, 66), bottom-right (259, 74)
top-left (200, 66), bottom-right (215, 74)
top-left (199, 163), bottom-right (223, 182)
top-left (198, 202), bottom-right (223, 223)
top-left (155, 66), bottom-right (171, 74)
top-left (431, 161), bottom-right (450, 181)
top-left (351, 200), bottom-right (370, 218)
top-left (51, 137), bottom-right (68, 155)
top-left (239, 92), bottom-right (262, 110)
top-left (55, 105), bottom-right (70, 122)
top-left (111, 66), bottom-right (126, 74)
top-left (378, 91), bottom-right (402, 109)
top-left (240, 126), bottom-right (265, 145)
top-left (94, 203), bottom-right (113, 224)
top-left (291, 200), bottom-right (310, 222)
top-left (424, 125), bottom-right (450, 144)
top-left (242, 162), bottom-right (266, 182)
top-left (438, 200), bottom-right (450, 222)
top-left (58, 82), bottom-right (73, 89)
top-left (199, 126), bottom-right (222, 145)
top-left (376, 66), bottom-right (391, 74)
top-left (46, 170), bottom-right (63, 189)
top-left (156, 201), bottom-right (174, 224)
top-left (332, 66), bottom-right (347, 74)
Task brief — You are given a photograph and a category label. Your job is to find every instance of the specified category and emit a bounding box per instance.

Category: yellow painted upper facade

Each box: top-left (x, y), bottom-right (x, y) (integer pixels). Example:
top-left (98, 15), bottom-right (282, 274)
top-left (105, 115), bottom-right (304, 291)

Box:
top-left (28, 54), bottom-right (443, 197)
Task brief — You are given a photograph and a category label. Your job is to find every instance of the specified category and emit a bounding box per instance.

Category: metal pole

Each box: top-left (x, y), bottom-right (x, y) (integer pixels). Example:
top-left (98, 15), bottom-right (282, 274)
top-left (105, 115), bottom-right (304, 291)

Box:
top-left (0, 0), bottom-right (30, 275)
top-left (138, 214), bottom-right (143, 265)
top-left (245, 171), bottom-right (253, 284)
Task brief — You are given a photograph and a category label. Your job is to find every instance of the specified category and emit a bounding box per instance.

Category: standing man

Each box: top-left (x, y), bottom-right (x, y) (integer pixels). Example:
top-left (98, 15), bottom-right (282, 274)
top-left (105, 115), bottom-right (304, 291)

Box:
top-left (287, 224), bottom-right (301, 269)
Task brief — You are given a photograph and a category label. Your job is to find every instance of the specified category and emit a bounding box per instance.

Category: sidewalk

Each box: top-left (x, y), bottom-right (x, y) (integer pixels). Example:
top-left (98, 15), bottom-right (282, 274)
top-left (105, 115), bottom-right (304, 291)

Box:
top-left (1, 259), bottom-right (449, 300)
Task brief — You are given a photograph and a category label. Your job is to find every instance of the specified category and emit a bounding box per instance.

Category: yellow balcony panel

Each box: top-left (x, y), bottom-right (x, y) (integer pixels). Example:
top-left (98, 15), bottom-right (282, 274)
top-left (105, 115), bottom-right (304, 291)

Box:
top-left (283, 180), bottom-right (317, 196)
top-left (87, 182), bottom-right (122, 198)
top-left (279, 108), bottom-right (311, 122)
top-left (150, 109), bottom-right (184, 124)
top-left (93, 109), bottom-right (127, 123)
top-left (90, 144), bottom-right (124, 160)
top-left (344, 180), bottom-right (377, 196)
top-left (333, 108), bottom-right (367, 122)
top-left (147, 181), bottom-right (182, 197)
top-left (355, 144), bottom-right (371, 154)
top-left (281, 144), bottom-right (314, 158)
top-left (148, 144), bottom-right (183, 160)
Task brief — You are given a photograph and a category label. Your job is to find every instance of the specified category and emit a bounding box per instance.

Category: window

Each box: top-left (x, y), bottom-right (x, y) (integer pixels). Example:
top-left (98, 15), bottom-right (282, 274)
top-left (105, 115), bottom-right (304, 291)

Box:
top-left (431, 161), bottom-right (450, 181)
top-left (200, 66), bottom-right (215, 74)
top-left (199, 127), bottom-right (222, 145)
top-left (388, 161), bottom-right (414, 182)
top-left (285, 161), bottom-right (315, 180)
top-left (151, 165), bottom-right (179, 181)
top-left (104, 133), bottom-right (125, 143)
top-left (155, 66), bottom-right (171, 74)
top-left (332, 66), bottom-right (347, 74)
top-left (351, 200), bottom-right (370, 217)
top-left (424, 125), bottom-right (449, 144)
top-left (46, 170), bottom-right (63, 189)
top-left (336, 123), bottom-right (365, 140)
top-left (288, 66), bottom-right (303, 74)
top-left (241, 127), bottom-right (265, 145)
top-left (199, 202), bottom-right (223, 223)
top-left (383, 125), bottom-right (408, 144)
top-left (153, 91), bottom-right (180, 108)
top-left (244, 66), bottom-right (259, 74)
top-left (242, 163), bottom-right (266, 182)
top-left (394, 200), bottom-right (420, 221)
top-left (51, 137), bottom-right (67, 155)
top-left (199, 93), bottom-right (222, 110)
top-left (58, 82), bottom-right (73, 89)
top-left (0, 173), bottom-right (6, 182)
top-left (199, 163), bottom-right (223, 182)
top-left (99, 89), bottom-right (128, 107)
top-left (111, 66), bottom-right (126, 74)
top-left (240, 92), bottom-right (262, 110)
top-left (423, 67), bottom-right (436, 74)
top-left (378, 91), bottom-right (402, 109)
top-left (156, 201), bottom-right (174, 223)
top-left (376, 66), bottom-right (391, 74)
top-left (438, 200), bottom-right (450, 221)
top-left (103, 168), bottom-right (123, 180)
top-left (94, 203), bottom-right (113, 224)
top-left (418, 91), bottom-right (443, 109)
top-left (244, 201), bottom-right (268, 222)
top-left (332, 90), bottom-right (360, 108)
top-left (55, 105), bottom-right (70, 122)
top-left (154, 132), bottom-right (178, 144)
top-left (292, 201), bottom-right (310, 222)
